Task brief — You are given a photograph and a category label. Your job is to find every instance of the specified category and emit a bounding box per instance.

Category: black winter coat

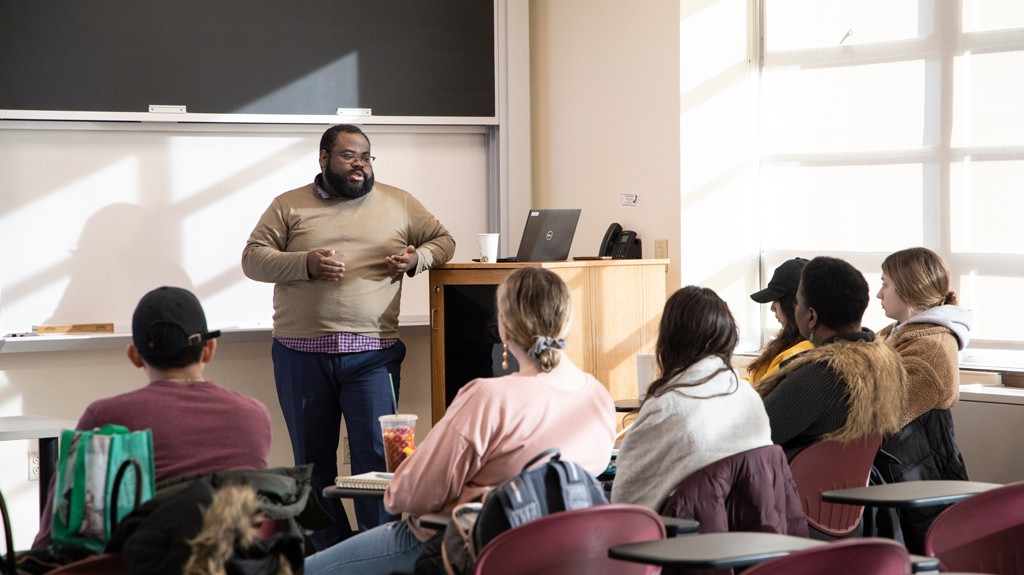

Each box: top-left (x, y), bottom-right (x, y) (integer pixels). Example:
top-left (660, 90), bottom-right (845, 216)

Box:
top-left (874, 408), bottom-right (968, 553)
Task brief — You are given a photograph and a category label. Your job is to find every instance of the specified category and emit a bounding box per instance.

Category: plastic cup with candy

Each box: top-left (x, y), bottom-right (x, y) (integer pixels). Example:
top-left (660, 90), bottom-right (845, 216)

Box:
top-left (379, 414), bottom-right (417, 472)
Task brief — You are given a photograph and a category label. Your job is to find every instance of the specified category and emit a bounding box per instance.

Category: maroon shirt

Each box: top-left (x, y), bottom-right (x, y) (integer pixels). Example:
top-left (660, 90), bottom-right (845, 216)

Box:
top-left (33, 379), bottom-right (272, 548)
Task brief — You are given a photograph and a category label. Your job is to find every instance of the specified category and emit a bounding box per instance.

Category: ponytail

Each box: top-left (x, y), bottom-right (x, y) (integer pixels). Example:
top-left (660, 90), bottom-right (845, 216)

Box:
top-left (944, 290), bottom-right (958, 306)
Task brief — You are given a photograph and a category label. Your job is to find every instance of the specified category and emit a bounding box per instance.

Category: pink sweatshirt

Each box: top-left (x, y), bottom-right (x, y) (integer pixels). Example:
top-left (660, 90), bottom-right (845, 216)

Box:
top-left (385, 369), bottom-right (616, 541)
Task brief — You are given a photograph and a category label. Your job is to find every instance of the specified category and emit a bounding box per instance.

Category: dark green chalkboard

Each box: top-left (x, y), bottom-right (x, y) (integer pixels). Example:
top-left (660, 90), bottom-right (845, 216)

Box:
top-left (0, 0), bottom-right (495, 119)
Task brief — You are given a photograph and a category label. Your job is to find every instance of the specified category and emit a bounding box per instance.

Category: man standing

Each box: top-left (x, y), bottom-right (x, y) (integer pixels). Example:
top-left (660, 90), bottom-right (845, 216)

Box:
top-left (242, 124), bottom-right (455, 550)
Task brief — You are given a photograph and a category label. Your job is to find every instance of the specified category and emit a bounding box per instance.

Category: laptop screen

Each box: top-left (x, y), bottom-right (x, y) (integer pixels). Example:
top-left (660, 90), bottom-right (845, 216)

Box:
top-left (514, 209), bottom-right (581, 262)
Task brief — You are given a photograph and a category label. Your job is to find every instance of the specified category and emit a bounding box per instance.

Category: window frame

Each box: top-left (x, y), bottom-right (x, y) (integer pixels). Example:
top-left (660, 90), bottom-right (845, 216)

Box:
top-left (756, 0), bottom-right (1024, 370)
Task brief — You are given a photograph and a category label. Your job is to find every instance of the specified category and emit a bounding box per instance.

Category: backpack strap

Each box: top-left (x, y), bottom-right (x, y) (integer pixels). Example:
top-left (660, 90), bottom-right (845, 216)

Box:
top-left (486, 448), bottom-right (559, 530)
top-left (520, 448), bottom-right (560, 471)
top-left (551, 460), bottom-right (605, 511)
top-left (498, 475), bottom-right (543, 529)
top-left (500, 448), bottom-right (605, 527)
top-left (441, 502), bottom-right (483, 575)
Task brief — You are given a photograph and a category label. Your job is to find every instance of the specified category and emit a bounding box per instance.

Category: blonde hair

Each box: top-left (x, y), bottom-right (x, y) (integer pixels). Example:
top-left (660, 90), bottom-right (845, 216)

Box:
top-left (882, 247), bottom-right (958, 311)
top-left (496, 268), bottom-right (571, 372)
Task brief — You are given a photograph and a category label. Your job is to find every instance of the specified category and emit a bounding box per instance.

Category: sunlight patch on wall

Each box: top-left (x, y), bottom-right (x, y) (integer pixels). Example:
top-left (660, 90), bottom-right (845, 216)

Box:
top-left (679, 0), bottom-right (760, 350)
top-left (0, 157), bottom-right (140, 332)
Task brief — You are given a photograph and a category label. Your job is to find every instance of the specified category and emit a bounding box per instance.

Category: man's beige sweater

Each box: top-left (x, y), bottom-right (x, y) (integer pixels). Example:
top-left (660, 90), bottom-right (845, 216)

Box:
top-left (242, 181), bottom-right (455, 339)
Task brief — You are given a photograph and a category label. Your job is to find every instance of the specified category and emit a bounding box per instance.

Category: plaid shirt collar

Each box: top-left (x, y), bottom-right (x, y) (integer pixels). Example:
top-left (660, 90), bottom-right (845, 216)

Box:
top-left (313, 173), bottom-right (332, 199)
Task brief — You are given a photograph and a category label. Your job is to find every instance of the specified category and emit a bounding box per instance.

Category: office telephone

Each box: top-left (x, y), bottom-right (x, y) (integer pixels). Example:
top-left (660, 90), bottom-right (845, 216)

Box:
top-left (599, 223), bottom-right (642, 259)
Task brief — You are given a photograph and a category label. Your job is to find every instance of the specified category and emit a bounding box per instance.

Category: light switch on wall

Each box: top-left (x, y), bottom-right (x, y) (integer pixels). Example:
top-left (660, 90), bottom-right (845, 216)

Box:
top-left (654, 239), bottom-right (668, 259)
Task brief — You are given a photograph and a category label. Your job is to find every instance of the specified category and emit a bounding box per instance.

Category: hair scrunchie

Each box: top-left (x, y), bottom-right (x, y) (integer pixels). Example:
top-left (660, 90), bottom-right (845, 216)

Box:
top-left (527, 336), bottom-right (566, 359)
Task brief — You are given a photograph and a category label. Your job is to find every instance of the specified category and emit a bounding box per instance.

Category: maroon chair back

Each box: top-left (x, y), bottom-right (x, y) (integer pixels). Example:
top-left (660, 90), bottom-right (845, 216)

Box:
top-left (472, 503), bottom-right (665, 575)
top-left (788, 435), bottom-right (882, 537)
top-left (257, 517), bottom-right (290, 539)
top-left (743, 537), bottom-right (911, 575)
top-left (924, 480), bottom-right (1024, 574)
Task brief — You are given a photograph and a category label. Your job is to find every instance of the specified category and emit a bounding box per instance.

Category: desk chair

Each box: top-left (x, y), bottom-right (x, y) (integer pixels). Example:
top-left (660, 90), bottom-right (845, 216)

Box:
top-left (472, 503), bottom-right (665, 575)
top-left (788, 434), bottom-right (882, 538)
top-left (2, 487), bottom-right (16, 575)
top-left (742, 537), bottom-right (911, 575)
top-left (924, 480), bottom-right (1024, 574)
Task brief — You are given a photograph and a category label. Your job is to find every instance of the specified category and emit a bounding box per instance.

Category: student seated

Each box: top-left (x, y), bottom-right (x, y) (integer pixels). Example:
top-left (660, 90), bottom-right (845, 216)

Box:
top-left (746, 257), bottom-right (814, 385)
top-left (304, 267), bottom-right (616, 575)
top-left (611, 286), bottom-right (773, 511)
top-left (875, 247), bottom-right (971, 552)
top-left (757, 256), bottom-right (906, 459)
top-left (30, 286), bottom-right (273, 553)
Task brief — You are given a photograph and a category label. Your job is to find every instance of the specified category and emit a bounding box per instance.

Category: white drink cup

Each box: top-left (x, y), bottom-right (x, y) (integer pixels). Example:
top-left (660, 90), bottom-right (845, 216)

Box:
top-left (477, 233), bottom-right (499, 263)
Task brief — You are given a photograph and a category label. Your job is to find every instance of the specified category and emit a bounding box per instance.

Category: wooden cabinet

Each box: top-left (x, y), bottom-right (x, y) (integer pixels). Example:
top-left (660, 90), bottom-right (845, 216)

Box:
top-left (428, 260), bottom-right (668, 423)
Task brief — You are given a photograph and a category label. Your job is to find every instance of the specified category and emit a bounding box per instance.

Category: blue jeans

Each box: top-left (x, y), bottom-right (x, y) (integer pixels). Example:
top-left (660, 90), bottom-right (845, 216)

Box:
top-left (272, 339), bottom-right (405, 551)
top-left (304, 519), bottom-right (422, 575)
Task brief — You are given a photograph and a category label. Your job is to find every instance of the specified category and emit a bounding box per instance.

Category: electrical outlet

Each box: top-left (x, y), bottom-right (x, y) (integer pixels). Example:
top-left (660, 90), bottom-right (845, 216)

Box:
top-left (654, 239), bottom-right (669, 259)
top-left (343, 437), bottom-right (351, 464)
top-left (28, 450), bottom-right (40, 481)
top-left (620, 193), bottom-right (639, 208)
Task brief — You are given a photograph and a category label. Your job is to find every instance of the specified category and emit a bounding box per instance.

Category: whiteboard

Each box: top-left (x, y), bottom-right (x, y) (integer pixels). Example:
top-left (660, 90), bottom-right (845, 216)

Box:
top-left (0, 124), bottom-right (488, 335)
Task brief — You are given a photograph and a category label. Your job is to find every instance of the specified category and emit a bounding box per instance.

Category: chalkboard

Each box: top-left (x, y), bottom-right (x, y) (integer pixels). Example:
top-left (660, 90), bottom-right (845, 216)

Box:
top-left (0, 0), bottom-right (495, 119)
top-left (0, 125), bottom-right (488, 336)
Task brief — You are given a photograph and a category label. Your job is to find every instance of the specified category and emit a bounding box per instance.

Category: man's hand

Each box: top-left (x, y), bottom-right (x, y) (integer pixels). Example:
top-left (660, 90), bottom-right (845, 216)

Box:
top-left (385, 245), bottom-right (419, 276)
top-left (307, 249), bottom-right (345, 281)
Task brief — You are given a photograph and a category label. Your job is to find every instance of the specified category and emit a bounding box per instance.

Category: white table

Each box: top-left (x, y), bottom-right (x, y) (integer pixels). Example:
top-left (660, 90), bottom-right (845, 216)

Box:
top-left (0, 416), bottom-right (76, 514)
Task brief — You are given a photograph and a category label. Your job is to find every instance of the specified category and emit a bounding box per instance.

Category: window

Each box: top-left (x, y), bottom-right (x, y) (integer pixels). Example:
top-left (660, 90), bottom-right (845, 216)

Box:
top-left (758, 0), bottom-right (1024, 368)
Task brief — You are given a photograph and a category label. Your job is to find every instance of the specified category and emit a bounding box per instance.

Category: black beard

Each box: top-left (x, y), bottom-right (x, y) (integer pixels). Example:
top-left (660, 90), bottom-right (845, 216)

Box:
top-left (324, 168), bottom-right (374, 199)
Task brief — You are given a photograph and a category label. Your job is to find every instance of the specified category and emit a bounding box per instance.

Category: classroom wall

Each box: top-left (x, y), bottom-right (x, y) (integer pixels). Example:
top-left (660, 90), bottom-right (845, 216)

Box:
top-left (529, 0), bottom-right (681, 284)
top-left (529, 0), bottom-right (763, 348)
top-left (953, 398), bottom-right (1024, 484)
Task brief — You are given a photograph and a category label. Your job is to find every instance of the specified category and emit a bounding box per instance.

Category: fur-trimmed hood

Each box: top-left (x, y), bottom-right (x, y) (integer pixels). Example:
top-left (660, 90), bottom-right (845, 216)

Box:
top-left (757, 331), bottom-right (907, 443)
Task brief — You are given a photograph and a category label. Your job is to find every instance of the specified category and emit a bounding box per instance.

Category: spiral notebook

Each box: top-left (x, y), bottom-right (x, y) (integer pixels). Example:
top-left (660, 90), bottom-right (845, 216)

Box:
top-left (334, 472), bottom-right (393, 491)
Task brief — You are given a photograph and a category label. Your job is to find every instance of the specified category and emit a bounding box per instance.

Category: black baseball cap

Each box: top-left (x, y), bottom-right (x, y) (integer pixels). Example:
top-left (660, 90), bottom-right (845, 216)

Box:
top-left (750, 258), bottom-right (809, 304)
top-left (132, 286), bottom-right (221, 362)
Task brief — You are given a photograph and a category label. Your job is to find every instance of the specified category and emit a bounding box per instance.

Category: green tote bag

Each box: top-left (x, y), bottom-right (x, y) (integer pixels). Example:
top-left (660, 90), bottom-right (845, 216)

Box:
top-left (51, 424), bottom-right (156, 554)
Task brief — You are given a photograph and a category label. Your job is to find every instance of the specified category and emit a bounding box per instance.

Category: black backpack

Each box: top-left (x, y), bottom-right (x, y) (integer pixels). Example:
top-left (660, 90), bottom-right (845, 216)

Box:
top-left (418, 448), bottom-right (607, 575)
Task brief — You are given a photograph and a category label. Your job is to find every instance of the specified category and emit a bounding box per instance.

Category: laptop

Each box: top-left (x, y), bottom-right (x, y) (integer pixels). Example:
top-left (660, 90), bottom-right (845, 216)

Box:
top-left (510, 209), bottom-right (581, 262)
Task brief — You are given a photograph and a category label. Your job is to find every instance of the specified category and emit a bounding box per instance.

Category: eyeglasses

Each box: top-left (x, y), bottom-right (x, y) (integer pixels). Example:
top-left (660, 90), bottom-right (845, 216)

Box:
top-left (337, 152), bottom-right (375, 164)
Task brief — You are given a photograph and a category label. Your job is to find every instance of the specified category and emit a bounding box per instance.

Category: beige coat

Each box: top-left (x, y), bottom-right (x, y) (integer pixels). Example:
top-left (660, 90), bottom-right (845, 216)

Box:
top-left (878, 322), bottom-right (961, 428)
